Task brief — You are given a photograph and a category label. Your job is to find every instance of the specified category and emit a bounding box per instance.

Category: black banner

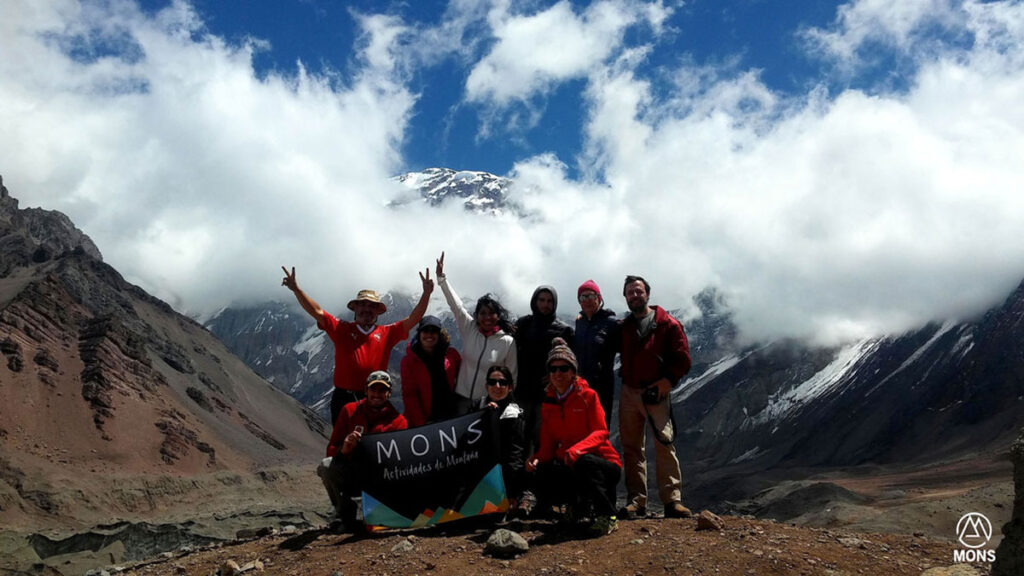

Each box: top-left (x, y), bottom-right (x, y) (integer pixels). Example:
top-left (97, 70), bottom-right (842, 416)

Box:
top-left (355, 409), bottom-right (507, 527)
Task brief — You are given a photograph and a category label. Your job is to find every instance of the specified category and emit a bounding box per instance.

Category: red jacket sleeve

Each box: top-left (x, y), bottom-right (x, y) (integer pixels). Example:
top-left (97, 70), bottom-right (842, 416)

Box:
top-left (663, 317), bottom-right (692, 382)
top-left (325, 407), bottom-right (350, 458)
top-left (565, 388), bottom-right (611, 464)
top-left (447, 348), bottom-right (462, 391)
top-left (401, 354), bottom-right (427, 428)
top-left (534, 404), bottom-right (557, 464)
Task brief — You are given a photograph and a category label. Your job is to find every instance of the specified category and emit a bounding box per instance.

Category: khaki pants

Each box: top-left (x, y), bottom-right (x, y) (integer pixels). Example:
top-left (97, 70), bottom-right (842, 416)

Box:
top-left (316, 457), bottom-right (359, 521)
top-left (618, 385), bottom-right (682, 509)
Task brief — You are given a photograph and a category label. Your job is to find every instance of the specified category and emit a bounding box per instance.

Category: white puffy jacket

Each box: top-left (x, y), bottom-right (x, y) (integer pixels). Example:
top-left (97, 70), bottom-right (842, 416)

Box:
top-left (438, 275), bottom-right (518, 402)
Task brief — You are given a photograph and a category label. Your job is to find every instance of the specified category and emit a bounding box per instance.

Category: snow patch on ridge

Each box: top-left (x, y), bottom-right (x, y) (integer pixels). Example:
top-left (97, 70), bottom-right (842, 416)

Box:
top-left (866, 320), bottom-right (959, 396)
top-left (750, 338), bottom-right (881, 426)
top-left (292, 325), bottom-right (324, 356)
top-left (675, 352), bottom-right (748, 402)
top-left (729, 446), bottom-right (762, 464)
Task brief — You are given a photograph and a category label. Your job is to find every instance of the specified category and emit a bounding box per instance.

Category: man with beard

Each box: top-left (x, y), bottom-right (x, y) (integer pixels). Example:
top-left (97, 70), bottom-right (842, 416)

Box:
top-left (514, 286), bottom-right (574, 452)
top-left (618, 275), bottom-right (693, 520)
top-left (281, 266), bottom-right (433, 424)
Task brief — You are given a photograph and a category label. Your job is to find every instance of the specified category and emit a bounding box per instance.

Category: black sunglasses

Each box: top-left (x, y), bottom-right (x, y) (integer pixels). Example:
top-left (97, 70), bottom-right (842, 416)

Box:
top-left (486, 378), bottom-right (510, 387)
top-left (548, 364), bottom-right (573, 373)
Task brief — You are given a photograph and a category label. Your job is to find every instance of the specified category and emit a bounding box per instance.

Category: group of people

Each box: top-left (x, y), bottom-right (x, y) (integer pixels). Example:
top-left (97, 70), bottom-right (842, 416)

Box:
top-left (281, 251), bottom-right (693, 537)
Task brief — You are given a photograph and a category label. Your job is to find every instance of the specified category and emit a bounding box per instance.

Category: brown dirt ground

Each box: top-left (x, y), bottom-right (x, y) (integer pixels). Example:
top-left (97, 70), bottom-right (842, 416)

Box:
top-left (117, 515), bottom-right (993, 576)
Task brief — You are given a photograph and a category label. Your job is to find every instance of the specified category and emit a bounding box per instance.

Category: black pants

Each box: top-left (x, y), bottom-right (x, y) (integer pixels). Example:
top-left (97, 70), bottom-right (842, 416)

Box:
top-left (535, 454), bottom-right (620, 517)
top-left (522, 400), bottom-right (542, 456)
top-left (330, 388), bottom-right (364, 425)
top-left (593, 380), bottom-right (615, 430)
top-left (503, 466), bottom-right (526, 501)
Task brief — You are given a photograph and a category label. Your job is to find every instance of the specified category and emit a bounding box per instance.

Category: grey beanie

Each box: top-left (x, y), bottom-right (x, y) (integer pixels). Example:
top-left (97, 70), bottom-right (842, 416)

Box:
top-left (546, 337), bottom-right (578, 371)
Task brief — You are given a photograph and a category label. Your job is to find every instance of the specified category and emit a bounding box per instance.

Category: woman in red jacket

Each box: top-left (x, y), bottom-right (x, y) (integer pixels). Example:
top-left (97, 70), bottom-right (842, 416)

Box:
top-left (400, 315), bottom-right (461, 427)
top-left (526, 338), bottom-right (621, 535)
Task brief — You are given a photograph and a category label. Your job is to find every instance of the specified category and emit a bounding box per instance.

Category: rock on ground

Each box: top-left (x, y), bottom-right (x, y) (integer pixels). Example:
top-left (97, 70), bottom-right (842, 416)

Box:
top-left (696, 510), bottom-right (724, 531)
top-left (390, 539), bottom-right (415, 555)
top-left (484, 529), bottom-right (529, 557)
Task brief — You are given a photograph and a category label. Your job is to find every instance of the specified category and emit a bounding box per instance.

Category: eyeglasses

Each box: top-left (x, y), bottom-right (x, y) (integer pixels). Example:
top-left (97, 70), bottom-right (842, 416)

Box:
top-left (486, 378), bottom-right (510, 387)
top-left (578, 293), bottom-right (599, 301)
top-left (548, 364), bottom-right (573, 373)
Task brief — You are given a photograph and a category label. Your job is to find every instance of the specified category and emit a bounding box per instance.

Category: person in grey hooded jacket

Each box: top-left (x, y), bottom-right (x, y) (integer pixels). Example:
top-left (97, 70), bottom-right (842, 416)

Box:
top-left (514, 285), bottom-right (574, 452)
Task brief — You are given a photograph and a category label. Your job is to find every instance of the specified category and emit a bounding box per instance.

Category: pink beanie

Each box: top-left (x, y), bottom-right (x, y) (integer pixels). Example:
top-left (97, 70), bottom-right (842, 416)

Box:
top-left (577, 279), bottom-right (603, 303)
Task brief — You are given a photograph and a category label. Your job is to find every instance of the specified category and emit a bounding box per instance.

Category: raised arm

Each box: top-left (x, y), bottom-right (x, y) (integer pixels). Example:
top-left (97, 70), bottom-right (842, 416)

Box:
top-left (401, 268), bottom-right (434, 333)
top-left (281, 266), bottom-right (326, 327)
top-left (435, 252), bottom-right (474, 334)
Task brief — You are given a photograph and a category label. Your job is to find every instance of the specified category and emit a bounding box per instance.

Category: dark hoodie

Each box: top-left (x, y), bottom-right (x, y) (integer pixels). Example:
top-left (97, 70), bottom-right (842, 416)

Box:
top-left (513, 285), bottom-right (574, 404)
top-left (574, 306), bottom-right (620, 427)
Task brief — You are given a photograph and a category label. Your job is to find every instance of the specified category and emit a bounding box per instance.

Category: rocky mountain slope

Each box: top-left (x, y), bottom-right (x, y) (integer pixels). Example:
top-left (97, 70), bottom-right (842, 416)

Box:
top-left (0, 176), bottom-right (331, 573)
top-left (679, 276), bottom-right (1024, 509)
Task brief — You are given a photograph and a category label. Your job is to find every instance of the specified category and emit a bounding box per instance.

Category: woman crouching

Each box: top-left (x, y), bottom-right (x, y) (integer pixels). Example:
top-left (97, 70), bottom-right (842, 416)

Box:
top-left (476, 365), bottom-right (528, 515)
top-left (526, 338), bottom-right (621, 535)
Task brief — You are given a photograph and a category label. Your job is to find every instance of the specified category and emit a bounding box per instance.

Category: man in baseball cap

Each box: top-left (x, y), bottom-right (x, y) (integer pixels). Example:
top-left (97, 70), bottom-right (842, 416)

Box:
top-left (317, 370), bottom-right (407, 532)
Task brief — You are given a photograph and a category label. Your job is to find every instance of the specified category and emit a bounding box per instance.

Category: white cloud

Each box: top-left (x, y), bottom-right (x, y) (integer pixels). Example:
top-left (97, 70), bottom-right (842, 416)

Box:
top-left (0, 0), bottom-right (420, 312)
top-left (803, 0), bottom-right (963, 65)
top-left (465, 0), bottom-right (668, 105)
top-left (513, 0), bottom-right (1024, 343)
top-left (3, 0), bottom-right (1024, 349)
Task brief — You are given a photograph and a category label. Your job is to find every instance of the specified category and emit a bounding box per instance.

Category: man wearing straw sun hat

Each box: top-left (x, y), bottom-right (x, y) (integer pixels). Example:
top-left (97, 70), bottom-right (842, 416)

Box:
top-left (281, 265), bottom-right (434, 424)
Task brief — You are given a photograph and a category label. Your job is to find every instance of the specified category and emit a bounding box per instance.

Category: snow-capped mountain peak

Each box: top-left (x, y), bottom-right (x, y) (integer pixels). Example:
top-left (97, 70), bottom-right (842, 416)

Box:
top-left (391, 167), bottom-right (516, 215)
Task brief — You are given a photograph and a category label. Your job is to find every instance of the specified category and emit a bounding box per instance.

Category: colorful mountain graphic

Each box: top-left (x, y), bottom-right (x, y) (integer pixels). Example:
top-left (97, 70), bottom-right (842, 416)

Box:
top-left (363, 464), bottom-right (508, 528)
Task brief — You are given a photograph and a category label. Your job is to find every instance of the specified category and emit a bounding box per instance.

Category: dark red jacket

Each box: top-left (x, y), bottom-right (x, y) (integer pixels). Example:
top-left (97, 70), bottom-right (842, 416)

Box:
top-left (536, 377), bottom-right (621, 467)
top-left (620, 305), bottom-right (691, 390)
top-left (400, 343), bottom-right (461, 428)
top-left (326, 399), bottom-right (408, 458)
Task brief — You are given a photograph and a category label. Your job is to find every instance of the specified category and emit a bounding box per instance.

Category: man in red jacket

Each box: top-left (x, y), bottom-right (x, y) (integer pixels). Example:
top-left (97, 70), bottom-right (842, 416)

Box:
top-left (618, 275), bottom-right (693, 520)
top-left (316, 371), bottom-right (408, 531)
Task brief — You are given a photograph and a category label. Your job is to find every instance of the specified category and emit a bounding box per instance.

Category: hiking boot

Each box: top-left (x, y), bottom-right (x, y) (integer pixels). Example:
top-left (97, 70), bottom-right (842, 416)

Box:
top-left (618, 503), bottom-right (647, 520)
top-left (515, 490), bottom-right (536, 518)
top-left (558, 504), bottom-right (583, 525)
top-left (342, 518), bottom-right (366, 533)
top-left (588, 515), bottom-right (618, 536)
top-left (664, 502), bottom-right (693, 519)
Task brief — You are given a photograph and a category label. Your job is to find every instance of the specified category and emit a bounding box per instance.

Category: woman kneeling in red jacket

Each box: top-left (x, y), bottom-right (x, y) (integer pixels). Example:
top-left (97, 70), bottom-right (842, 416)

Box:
top-left (526, 338), bottom-right (621, 535)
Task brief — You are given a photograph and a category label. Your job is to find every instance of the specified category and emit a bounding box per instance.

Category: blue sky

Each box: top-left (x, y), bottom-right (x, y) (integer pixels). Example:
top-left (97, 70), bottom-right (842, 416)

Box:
top-left (2, 0), bottom-right (1024, 344)
top-left (136, 0), bottom-right (851, 177)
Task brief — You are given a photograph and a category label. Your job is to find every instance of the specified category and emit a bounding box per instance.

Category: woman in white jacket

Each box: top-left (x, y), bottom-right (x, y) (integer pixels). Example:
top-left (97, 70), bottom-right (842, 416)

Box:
top-left (436, 252), bottom-right (518, 413)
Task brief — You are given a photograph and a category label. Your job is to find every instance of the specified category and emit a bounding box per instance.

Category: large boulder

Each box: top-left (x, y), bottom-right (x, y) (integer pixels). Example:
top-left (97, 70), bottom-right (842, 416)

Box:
top-left (993, 429), bottom-right (1024, 575)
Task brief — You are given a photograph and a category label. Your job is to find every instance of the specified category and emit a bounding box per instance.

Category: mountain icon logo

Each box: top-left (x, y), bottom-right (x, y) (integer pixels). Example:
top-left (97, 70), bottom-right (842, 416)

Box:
top-left (956, 512), bottom-right (992, 549)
